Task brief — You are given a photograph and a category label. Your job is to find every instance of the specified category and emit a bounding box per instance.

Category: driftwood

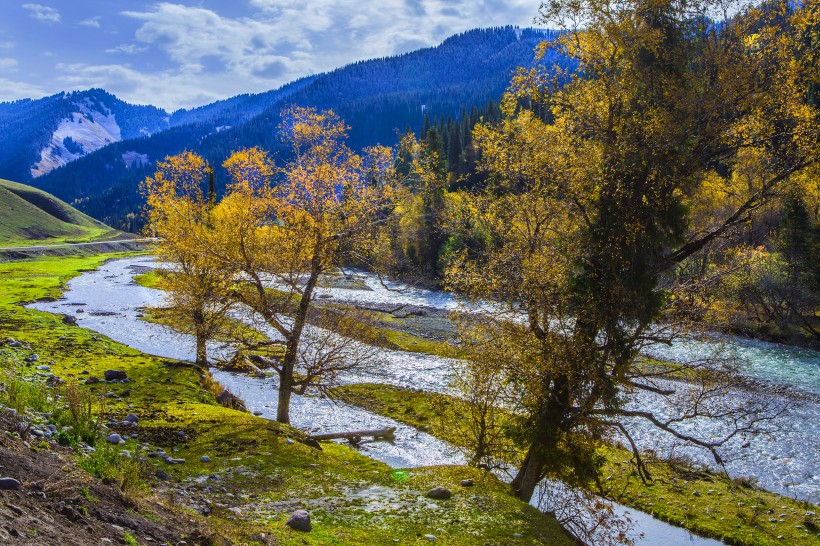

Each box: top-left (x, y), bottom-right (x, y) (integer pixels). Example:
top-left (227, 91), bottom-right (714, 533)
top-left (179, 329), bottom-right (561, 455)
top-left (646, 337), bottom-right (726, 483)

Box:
top-left (308, 427), bottom-right (396, 444)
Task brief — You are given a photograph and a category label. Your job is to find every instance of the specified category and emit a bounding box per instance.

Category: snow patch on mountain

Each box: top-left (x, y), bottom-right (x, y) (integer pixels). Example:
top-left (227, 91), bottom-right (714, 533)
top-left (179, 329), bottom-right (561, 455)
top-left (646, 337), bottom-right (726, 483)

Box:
top-left (122, 151), bottom-right (149, 169)
top-left (31, 99), bottom-right (122, 177)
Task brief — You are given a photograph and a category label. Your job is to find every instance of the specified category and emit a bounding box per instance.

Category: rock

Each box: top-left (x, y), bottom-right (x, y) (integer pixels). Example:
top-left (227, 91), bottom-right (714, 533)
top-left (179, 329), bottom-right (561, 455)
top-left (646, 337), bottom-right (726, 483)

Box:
top-left (253, 411), bottom-right (263, 416)
top-left (25, 354), bottom-right (39, 363)
top-left (426, 486), bottom-right (452, 500)
top-left (304, 438), bottom-right (322, 450)
top-left (105, 392), bottom-right (117, 398)
top-left (201, 455), bottom-right (211, 463)
top-left (460, 479), bottom-right (474, 487)
top-left (85, 377), bottom-right (100, 384)
top-left (285, 509), bottom-right (312, 532)
top-left (35, 365), bottom-right (50, 371)
top-left (0, 477), bottom-right (22, 490)
top-left (215, 389), bottom-right (248, 412)
top-left (165, 457), bottom-right (186, 465)
top-left (62, 315), bottom-right (77, 326)
top-left (741, 441), bottom-right (751, 448)
top-left (124, 413), bottom-right (139, 424)
top-left (155, 470), bottom-right (171, 481)
top-left (105, 433), bottom-right (123, 444)
top-left (423, 535), bottom-right (437, 541)
top-left (104, 369), bottom-right (128, 381)
top-left (286, 438), bottom-right (294, 445)
top-left (692, 491), bottom-right (701, 497)
top-left (512, 533), bottom-right (524, 538)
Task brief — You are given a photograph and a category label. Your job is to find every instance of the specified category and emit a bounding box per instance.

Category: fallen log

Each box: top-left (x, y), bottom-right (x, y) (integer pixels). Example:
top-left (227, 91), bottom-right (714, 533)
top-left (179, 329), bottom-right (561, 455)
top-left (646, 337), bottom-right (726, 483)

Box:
top-left (308, 427), bottom-right (397, 442)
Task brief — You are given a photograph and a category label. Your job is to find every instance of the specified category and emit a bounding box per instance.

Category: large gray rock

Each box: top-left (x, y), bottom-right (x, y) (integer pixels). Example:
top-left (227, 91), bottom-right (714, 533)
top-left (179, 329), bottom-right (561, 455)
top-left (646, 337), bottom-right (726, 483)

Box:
top-left (285, 510), bottom-right (312, 532)
top-left (124, 413), bottom-right (139, 424)
top-left (0, 478), bottom-right (21, 490)
top-left (104, 369), bottom-right (128, 381)
top-left (105, 433), bottom-right (123, 444)
top-left (426, 486), bottom-right (452, 500)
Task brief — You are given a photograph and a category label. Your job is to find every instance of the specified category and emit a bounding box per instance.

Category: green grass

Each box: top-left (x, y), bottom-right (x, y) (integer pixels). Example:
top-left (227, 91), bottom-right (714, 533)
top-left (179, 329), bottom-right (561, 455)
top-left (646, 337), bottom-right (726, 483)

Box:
top-left (0, 254), bottom-right (574, 545)
top-left (332, 383), bottom-right (820, 546)
top-left (0, 178), bottom-right (122, 247)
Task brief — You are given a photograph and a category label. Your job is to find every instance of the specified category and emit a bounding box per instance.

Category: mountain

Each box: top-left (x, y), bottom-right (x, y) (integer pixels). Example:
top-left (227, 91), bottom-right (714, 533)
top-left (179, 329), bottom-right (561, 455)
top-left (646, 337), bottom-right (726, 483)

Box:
top-left (0, 89), bottom-right (171, 181)
top-left (24, 26), bottom-right (567, 229)
top-left (0, 178), bottom-right (120, 246)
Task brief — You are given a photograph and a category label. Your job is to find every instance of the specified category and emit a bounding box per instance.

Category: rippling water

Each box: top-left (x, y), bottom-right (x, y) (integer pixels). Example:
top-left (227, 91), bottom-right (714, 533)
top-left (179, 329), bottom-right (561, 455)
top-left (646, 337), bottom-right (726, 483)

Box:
top-left (30, 255), bottom-right (820, 545)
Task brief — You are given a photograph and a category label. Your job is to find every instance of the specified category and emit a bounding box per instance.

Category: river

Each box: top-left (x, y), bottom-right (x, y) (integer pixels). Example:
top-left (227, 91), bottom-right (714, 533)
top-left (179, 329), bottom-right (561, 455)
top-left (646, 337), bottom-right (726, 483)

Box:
top-left (31, 256), bottom-right (820, 544)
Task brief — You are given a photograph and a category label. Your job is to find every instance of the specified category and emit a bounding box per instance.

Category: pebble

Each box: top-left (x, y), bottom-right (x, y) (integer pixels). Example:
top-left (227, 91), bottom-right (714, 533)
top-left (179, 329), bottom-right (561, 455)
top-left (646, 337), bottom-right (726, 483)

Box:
top-left (423, 535), bottom-right (437, 541)
top-left (286, 438), bottom-right (294, 445)
top-left (285, 509), bottom-right (312, 532)
top-left (460, 479), bottom-right (474, 487)
top-left (201, 455), bottom-right (211, 463)
top-left (426, 486), bottom-right (452, 500)
top-left (165, 457), bottom-right (186, 465)
top-left (105, 433), bottom-right (124, 444)
top-left (0, 477), bottom-right (21, 490)
top-left (124, 413), bottom-right (139, 424)
top-left (25, 354), bottom-right (39, 363)
top-left (35, 365), bottom-right (50, 372)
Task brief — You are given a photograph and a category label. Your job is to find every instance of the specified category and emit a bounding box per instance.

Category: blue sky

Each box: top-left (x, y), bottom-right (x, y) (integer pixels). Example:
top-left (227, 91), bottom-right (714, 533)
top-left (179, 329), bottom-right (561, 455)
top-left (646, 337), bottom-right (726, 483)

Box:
top-left (0, 1), bottom-right (537, 111)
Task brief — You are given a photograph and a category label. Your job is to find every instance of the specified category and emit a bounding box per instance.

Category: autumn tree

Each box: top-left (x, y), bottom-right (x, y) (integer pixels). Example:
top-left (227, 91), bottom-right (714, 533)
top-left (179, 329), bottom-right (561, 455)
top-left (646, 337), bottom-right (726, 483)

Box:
top-left (197, 107), bottom-right (398, 424)
top-left (447, 0), bottom-right (819, 502)
top-left (143, 152), bottom-right (236, 367)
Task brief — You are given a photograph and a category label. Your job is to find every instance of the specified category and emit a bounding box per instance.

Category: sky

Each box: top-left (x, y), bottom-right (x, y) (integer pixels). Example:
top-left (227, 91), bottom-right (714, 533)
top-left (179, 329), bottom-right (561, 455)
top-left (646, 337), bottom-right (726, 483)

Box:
top-left (0, 1), bottom-right (538, 111)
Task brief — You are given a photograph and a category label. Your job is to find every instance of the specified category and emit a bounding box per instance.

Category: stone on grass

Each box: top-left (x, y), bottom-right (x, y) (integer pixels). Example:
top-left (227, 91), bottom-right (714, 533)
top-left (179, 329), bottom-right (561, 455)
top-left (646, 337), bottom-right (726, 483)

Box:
top-left (423, 535), bottom-right (437, 541)
top-left (0, 477), bottom-right (21, 490)
top-left (460, 479), bottom-right (474, 487)
top-left (124, 413), bottom-right (139, 424)
top-left (201, 455), bottom-right (211, 463)
top-left (285, 510), bottom-right (312, 532)
top-left (426, 486), bottom-right (452, 500)
top-left (155, 470), bottom-right (171, 481)
top-left (25, 354), bottom-right (39, 363)
top-left (165, 457), bottom-right (186, 465)
top-left (105, 433), bottom-right (123, 445)
top-left (104, 369), bottom-right (128, 381)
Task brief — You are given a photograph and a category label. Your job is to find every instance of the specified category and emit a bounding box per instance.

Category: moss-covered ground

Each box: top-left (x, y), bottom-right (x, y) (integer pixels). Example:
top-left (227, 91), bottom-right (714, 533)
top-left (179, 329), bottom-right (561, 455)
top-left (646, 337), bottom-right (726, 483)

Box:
top-left (332, 383), bottom-right (820, 546)
top-left (0, 254), bottom-right (575, 545)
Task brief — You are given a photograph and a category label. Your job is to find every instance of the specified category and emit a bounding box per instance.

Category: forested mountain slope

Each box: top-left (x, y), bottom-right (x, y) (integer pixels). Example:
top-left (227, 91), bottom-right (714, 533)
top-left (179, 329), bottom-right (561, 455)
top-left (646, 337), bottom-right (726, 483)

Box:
top-left (30, 26), bottom-right (567, 229)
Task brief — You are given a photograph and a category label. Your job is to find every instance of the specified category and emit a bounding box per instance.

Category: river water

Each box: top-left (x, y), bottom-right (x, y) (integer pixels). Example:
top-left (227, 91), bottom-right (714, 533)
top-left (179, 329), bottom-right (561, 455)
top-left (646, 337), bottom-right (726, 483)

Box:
top-left (30, 256), bottom-right (820, 545)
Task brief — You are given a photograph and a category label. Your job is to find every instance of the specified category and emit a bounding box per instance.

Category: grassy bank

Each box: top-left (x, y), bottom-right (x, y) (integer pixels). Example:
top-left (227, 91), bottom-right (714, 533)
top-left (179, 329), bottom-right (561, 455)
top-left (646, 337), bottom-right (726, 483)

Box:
top-left (0, 254), bottom-right (574, 545)
top-left (332, 383), bottom-right (820, 546)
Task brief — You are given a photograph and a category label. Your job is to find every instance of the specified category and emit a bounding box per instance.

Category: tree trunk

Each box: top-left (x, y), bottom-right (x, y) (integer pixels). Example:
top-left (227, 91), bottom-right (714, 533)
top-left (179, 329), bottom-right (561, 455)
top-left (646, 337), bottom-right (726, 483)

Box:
top-left (511, 445), bottom-right (545, 503)
top-left (195, 333), bottom-right (208, 367)
top-left (276, 255), bottom-right (322, 424)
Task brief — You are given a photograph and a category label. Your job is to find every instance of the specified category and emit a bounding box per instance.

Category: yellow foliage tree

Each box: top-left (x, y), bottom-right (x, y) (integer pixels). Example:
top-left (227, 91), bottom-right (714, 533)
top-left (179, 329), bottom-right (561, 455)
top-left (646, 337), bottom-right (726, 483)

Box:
top-left (146, 108), bottom-right (399, 423)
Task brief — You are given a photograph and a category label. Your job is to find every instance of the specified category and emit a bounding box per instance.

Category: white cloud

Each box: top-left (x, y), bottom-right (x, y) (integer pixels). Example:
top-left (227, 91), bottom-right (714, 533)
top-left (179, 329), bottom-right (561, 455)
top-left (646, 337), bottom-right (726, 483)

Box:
top-left (79, 16), bottom-right (101, 28)
top-left (109, 1), bottom-right (535, 109)
top-left (105, 44), bottom-right (147, 55)
top-left (22, 3), bottom-right (61, 24)
top-left (0, 58), bottom-right (19, 73)
top-left (0, 78), bottom-right (47, 102)
top-left (0, 41), bottom-right (14, 50)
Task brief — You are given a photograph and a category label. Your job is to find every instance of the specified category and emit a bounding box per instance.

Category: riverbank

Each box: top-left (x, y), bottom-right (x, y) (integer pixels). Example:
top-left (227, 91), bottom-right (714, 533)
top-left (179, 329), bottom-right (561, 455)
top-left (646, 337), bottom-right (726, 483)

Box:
top-left (0, 254), bottom-right (574, 545)
top-left (332, 383), bottom-right (820, 546)
top-left (128, 258), bottom-right (820, 544)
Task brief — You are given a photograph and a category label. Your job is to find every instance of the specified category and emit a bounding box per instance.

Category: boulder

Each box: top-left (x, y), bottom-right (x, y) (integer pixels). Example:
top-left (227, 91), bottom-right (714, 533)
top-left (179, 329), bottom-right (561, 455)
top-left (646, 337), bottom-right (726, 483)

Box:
top-left (104, 370), bottom-right (128, 381)
top-left (62, 315), bottom-right (77, 326)
top-left (285, 509), bottom-right (312, 532)
top-left (426, 486), bottom-right (452, 500)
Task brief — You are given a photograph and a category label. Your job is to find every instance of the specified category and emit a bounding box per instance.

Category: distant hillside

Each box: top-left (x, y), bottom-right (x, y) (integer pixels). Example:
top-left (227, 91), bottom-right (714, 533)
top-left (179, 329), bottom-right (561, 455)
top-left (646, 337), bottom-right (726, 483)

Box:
top-left (0, 89), bottom-right (170, 181)
top-left (0, 179), bottom-right (121, 247)
top-left (30, 27), bottom-right (568, 230)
